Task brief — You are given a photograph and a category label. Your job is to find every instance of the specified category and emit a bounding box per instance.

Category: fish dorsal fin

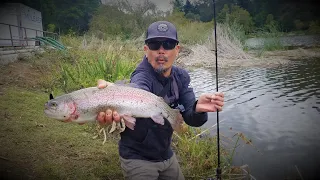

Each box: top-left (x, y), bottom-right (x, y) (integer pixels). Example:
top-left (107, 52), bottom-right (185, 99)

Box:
top-left (49, 93), bottom-right (54, 100)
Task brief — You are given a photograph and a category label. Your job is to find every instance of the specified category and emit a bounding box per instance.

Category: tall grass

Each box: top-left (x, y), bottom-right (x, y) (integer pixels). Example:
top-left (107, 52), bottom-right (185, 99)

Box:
top-left (224, 21), bottom-right (247, 45)
top-left (173, 126), bottom-right (222, 178)
top-left (172, 124), bottom-right (255, 179)
top-left (37, 34), bottom-right (143, 93)
top-left (60, 49), bottom-right (140, 92)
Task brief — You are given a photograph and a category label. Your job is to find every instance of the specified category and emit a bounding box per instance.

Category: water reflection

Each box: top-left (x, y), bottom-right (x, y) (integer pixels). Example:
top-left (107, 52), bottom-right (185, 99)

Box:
top-left (188, 58), bottom-right (320, 180)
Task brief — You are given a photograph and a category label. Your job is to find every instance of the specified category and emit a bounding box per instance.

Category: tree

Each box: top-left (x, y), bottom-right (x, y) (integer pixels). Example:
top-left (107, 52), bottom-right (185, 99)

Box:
top-left (230, 5), bottom-right (254, 33)
top-left (264, 14), bottom-right (279, 32)
top-left (218, 4), bottom-right (230, 23)
top-left (117, 0), bottom-right (157, 31)
top-left (218, 4), bottom-right (254, 34)
top-left (183, 0), bottom-right (193, 15)
top-left (54, 0), bottom-right (100, 34)
top-left (195, 1), bottom-right (213, 22)
top-left (185, 13), bottom-right (201, 21)
top-left (3, 0), bottom-right (100, 34)
top-left (171, 0), bottom-right (184, 12)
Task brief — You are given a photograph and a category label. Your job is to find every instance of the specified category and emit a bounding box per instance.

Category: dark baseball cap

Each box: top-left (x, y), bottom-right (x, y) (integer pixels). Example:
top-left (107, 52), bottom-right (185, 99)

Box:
top-left (145, 21), bottom-right (179, 43)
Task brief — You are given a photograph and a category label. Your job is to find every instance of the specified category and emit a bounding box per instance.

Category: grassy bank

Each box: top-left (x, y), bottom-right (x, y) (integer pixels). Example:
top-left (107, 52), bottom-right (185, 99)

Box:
top-left (0, 85), bottom-right (234, 179)
top-left (0, 87), bottom-right (122, 179)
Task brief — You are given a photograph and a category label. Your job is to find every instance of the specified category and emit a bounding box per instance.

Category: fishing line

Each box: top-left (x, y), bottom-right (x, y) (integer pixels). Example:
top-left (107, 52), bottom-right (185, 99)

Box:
top-left (212, 0), bottom-right (222, 179)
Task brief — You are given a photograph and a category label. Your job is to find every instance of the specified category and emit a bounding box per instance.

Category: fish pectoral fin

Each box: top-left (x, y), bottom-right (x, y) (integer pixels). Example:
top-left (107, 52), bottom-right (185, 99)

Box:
top-left (122, 115), bottom-right (136, 130)
top-left (151, 115), bottom-right (165, 125)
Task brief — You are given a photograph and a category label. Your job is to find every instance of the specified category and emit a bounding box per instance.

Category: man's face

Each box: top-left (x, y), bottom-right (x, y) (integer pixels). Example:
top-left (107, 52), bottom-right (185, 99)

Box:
top-left (144, 38), bottom-right (180, 77)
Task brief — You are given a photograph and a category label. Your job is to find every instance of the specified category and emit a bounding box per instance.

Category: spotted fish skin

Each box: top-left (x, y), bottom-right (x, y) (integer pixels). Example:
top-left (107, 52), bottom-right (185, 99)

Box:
top-left (44, 85), bottom-right (181, 130)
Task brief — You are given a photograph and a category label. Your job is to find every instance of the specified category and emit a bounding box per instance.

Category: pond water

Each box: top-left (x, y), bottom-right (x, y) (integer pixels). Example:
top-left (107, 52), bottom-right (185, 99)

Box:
top-left (189, 58), bottom-right (320, 180)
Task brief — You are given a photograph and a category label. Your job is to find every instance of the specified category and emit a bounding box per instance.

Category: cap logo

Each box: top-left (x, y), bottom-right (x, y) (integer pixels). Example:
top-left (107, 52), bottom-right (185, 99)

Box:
top-left (157, 23), bottom-right (168, 32)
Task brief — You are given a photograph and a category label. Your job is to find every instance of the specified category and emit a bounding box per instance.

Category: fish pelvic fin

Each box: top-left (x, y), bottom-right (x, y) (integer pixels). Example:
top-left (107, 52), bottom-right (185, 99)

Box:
top-left (122, 115), bottom-right (136, 130)
top-left (151, 114), bottom-right (165, 125)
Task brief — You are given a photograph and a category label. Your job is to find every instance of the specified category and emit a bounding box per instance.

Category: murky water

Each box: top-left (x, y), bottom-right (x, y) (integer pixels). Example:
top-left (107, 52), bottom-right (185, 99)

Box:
top-left (189, 58), bottom-right (320, 180)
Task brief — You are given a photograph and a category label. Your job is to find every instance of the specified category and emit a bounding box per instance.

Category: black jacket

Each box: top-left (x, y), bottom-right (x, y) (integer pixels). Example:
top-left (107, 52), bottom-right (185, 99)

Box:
top-left (119, 56), bottom-right (208, 161)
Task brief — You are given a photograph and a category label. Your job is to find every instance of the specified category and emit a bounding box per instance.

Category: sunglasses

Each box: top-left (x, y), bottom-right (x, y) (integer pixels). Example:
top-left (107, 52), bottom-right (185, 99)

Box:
top-left (146, 40), bottom-right (178, 50)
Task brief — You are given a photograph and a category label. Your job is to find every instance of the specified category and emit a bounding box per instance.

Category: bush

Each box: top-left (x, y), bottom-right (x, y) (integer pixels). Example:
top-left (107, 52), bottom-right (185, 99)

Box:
top-left (264, 14), bottom-right (279, 33)
top-left (47, 24), bottom-right (56, 32)
top-left (218, 5), bottom-right (255, 34)
top-left (308, 20), bottom-right (320, 34)
top-left (166, 11), bottom-right (213, 45)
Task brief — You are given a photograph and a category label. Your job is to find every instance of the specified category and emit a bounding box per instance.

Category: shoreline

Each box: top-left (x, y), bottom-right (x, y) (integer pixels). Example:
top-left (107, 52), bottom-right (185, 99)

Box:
top-left (176, 46), bottom-right (320, 70)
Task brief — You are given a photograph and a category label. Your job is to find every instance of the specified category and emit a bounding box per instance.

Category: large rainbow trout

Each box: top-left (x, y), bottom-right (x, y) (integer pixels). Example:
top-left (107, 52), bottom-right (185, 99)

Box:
top-left (44, 84), bottom-right (181, 131)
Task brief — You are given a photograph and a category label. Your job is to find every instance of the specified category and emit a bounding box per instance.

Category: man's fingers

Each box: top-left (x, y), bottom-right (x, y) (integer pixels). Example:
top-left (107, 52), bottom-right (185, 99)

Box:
top-left (105, 109), bottom-right (113, 124)
top-left (211, 99), bottom-right (224, 106)
top-left (97, 79), bottom-right (114, 89)
top-left (113, 111), bottom-right (121, 123)
top-left (97, 79), bottom-right (108, 89)
top-left (97, 109), bottom-right (120, 125)
top-left (97, 112), bottom-right (105, 121)
top-left (209, 95), bottom-right (224, 103)
top-left (215, 92), bottom-right (224, 98)
top-left (215, 105), bottom-right (223, 112)
top-left (97, 112), bottom-right (106, 124)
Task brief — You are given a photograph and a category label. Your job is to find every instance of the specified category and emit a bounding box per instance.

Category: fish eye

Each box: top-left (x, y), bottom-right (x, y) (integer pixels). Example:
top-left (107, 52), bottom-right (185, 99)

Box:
top-left (50, 102), bottom-right (57, 107)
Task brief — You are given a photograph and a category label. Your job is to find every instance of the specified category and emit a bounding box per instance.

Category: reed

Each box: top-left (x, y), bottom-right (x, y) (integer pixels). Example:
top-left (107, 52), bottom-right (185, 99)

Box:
top-left (38, 35), bottom-right (143, 93)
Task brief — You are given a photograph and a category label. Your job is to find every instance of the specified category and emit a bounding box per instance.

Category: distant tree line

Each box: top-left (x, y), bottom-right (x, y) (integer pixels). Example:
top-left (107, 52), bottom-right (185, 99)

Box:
top-left (2, 0), bottom-right (319, 35)
top-left (173, 0), bottom-right (320, 34)
top-left (2, 0), bottom-right (100, 34)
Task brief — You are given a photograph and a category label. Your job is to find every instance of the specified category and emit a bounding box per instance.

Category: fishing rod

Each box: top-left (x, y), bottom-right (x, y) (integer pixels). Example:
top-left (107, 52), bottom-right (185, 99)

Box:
top-left (213, 0), bottom-right (221, 179)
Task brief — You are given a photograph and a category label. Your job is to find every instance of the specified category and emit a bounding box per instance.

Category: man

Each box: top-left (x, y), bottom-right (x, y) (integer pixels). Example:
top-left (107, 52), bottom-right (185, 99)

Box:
top-left (97, 21), bottom-right (224, 180)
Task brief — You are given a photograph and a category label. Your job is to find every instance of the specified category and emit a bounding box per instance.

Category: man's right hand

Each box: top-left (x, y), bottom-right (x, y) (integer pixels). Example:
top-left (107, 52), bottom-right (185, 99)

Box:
top-left (96, 79), bottom-right (121, 125)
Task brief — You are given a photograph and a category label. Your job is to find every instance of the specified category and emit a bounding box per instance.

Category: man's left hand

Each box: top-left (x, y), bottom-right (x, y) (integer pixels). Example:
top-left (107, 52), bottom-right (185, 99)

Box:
top-left (195, 92), bottom-right (224, 113)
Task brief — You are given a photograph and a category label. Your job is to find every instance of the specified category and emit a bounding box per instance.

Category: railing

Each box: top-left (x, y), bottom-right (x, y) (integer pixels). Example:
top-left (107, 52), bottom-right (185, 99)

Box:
top-left (0, 22), bottom-right (59, 47)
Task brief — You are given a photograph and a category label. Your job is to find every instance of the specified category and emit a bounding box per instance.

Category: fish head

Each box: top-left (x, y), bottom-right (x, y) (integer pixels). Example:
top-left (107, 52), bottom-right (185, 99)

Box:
top-left (44, 96), bottom-right (76, 121)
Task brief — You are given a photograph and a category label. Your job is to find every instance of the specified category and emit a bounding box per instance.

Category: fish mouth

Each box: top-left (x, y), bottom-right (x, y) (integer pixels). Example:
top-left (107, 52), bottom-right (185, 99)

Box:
top-left (44, 109), bottom-right (66, 121)
top-left (44, 109), bottom-right (56, 118)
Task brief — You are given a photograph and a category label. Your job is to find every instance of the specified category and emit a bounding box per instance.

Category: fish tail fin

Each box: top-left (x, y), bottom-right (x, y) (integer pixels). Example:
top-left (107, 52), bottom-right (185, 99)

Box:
top-left (170, 109), bottom-right (183, 132)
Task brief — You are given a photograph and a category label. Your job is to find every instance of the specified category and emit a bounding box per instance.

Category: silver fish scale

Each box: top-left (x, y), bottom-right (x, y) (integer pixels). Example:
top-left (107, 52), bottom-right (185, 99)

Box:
top-left (45, 85), bottom-right (180, 130)
top-left (70, 85), bottom-right (171, 121)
